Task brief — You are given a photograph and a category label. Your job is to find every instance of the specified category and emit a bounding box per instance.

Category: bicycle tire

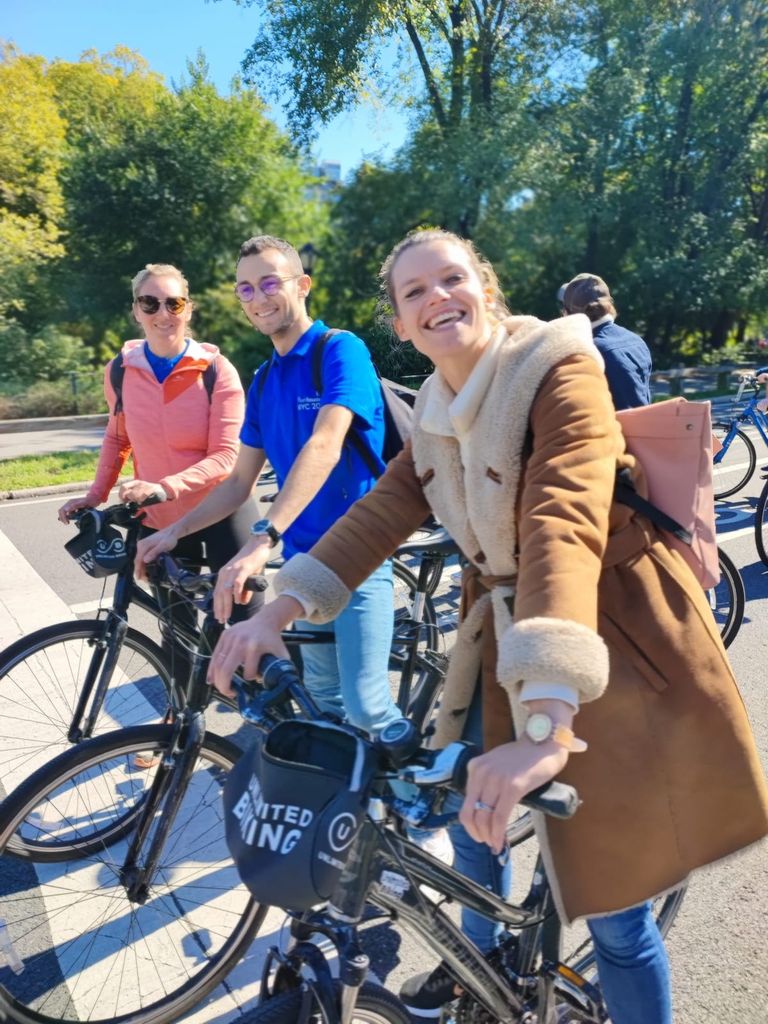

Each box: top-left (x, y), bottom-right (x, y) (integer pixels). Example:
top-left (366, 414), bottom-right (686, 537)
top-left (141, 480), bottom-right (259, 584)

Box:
top-left (0, 620), bottom-right (172, 846)
top-left (754, 476), bottom-right (768, 566)
top-left (707, 548), bottom-right (745, 648)
top-left (239, 981), bottom-right (412, 1024)
top-left (712, 423), bottom-right (756, 499)
top-left (391, 561), bottom-right (440, 720)
top-left (0, 724), bottom-right (267, 1024)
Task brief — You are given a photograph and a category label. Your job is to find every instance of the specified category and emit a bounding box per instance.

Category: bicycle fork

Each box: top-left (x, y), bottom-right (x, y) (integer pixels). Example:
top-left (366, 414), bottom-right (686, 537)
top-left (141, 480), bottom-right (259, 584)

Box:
top-left (119, 711), bottom-right (206, 904)
top-left (67, 615), bottom-right (128, 743)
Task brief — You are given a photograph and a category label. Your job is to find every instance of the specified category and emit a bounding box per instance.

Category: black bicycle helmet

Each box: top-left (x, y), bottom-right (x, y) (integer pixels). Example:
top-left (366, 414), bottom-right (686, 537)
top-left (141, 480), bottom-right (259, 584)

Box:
top-left (223, 719), bottom-right (377, 911)
top-left (65, 510), bottom-right (129, 578)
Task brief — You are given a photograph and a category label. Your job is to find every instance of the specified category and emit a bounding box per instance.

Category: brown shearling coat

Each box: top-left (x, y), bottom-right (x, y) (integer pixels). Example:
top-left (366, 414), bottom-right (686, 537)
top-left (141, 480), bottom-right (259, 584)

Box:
top-left (276, 320), bottom-right (768, 923)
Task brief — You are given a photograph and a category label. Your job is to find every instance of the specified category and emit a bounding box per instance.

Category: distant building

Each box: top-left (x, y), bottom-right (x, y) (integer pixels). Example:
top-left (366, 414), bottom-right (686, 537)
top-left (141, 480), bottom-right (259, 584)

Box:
top-left (305, 161), bottom-right (343, 204)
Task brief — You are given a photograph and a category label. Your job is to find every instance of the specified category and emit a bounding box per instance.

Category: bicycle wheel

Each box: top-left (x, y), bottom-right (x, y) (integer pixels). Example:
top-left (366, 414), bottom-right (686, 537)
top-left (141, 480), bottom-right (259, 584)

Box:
top-left (712, 423), bottom-right (756, 499)
top-left (0, 725), bottom-right (266, 1024)
top-left (391, 561), bottom-right (440, 718)
top-left (240, 981), bottom-right (411, 1024)
top-left (754, 477), bottom-right (768, 566)
top-left (706, 548), bottom-right (745, 648)
top-left (0, 619), bottom-right (171, 803)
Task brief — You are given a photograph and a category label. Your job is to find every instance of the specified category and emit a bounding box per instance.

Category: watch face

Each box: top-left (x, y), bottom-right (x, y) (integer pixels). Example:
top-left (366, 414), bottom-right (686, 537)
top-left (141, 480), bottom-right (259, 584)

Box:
top-left (526, 713), bottom-right (553, 743)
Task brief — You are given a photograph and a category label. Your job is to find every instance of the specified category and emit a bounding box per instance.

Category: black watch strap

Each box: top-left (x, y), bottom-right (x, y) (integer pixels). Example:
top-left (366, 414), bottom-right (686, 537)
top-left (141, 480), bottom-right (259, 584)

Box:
top-left (250, 518), bottom-right (281, 547)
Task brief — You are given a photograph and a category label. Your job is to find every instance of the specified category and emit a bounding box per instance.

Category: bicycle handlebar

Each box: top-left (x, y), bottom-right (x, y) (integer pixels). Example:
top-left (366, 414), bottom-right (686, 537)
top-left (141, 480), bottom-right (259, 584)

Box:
top-left (145, 552), bottom-right (268, 598)
top-left (250, 655), bottom-right (579, 821)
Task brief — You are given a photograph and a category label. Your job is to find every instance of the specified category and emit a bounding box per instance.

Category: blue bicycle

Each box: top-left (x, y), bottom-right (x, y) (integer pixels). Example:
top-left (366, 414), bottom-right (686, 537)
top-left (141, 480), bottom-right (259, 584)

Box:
top-left (712, 371), bottom-right (768, 498)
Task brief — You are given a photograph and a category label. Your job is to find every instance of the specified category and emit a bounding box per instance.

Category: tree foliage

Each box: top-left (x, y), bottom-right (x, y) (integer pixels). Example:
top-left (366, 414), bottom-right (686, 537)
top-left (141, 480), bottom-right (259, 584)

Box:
top-left (0, 45), bottom-right (326, 388)
top-left (233, 0), bottom-right (768, 360)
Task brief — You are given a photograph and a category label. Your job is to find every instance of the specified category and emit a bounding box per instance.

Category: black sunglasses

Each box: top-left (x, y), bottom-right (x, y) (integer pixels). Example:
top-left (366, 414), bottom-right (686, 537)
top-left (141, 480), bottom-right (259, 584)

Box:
top-left (135, 295), bottom-right (188, 315)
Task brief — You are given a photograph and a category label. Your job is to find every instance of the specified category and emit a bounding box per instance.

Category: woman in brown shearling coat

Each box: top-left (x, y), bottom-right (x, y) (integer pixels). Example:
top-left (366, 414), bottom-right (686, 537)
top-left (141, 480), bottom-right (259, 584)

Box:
top-left (211, 230), bottom-right (768, 1024)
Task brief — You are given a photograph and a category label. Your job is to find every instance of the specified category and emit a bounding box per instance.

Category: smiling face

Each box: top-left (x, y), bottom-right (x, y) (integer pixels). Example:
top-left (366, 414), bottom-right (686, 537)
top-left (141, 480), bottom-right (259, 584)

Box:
top-left (132, 273), bottom-right (192, 355)
top-left (236, 249), bottom-right (312, 349)
top-left (389, 239), bottom-right (494, 387)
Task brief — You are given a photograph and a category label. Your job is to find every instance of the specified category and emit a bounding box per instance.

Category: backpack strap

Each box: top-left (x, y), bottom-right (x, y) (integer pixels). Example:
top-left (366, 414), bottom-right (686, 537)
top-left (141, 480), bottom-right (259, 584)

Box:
top-left (312, 329), bottom-right (382, 478)
top-left (109, 352), bottom-right (126, 415)
top-left (109, 351), bottom-right (218, 414)
top-left (614, 468), bottom-right (692, 545)
top-left (202, 357), bottom-right (218, 402)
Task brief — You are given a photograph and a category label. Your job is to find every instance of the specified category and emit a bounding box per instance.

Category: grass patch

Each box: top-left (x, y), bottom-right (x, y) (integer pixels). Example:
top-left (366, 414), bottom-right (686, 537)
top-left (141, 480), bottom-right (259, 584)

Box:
top-left (0, 451), bottom-right (131, 492)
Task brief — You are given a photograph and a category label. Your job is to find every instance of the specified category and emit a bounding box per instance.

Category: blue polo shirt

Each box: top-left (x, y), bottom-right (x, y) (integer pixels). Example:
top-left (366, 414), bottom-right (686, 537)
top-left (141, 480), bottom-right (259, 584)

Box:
top-left (240, 320), bottom-right (386, 558)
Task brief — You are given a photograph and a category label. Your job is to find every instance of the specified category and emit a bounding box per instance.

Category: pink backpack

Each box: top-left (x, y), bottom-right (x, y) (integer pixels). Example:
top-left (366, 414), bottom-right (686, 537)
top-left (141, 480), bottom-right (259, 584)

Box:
top-left (615, 398), bottom-right (720, 589)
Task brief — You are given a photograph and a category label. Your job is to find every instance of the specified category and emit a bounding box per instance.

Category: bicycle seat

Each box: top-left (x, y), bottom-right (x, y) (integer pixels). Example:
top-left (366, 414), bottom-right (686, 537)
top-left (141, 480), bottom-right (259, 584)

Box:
top-left (395, 526), bottom-right (458, 558)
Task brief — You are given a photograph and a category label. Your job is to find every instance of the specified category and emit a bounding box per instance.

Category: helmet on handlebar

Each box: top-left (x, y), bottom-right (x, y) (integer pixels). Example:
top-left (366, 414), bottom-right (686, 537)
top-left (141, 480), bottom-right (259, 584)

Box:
top-left (223, 719), bottom-right (377, 911)
top-left (64, 509), bottom-right (129, 578)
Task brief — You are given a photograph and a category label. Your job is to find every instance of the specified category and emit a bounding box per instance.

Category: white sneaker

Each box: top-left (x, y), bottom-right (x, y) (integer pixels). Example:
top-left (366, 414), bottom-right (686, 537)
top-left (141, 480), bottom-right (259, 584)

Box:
top-left (410, 828), bottom-right (453, 865)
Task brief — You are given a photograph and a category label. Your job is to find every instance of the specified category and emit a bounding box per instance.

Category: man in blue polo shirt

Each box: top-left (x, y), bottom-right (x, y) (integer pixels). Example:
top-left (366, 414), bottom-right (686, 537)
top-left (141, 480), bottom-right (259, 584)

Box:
top-left (560, 273), bottom-right (652, 410)
top-left (136, 234), bottom-right (401, 736)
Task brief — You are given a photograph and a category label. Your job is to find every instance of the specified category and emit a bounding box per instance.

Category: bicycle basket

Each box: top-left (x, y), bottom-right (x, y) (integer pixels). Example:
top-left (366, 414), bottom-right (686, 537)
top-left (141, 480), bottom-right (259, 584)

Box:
top-left (223, 719), bottom-right (377, 911)
top-left (65, 511), bottom-right (129, 578)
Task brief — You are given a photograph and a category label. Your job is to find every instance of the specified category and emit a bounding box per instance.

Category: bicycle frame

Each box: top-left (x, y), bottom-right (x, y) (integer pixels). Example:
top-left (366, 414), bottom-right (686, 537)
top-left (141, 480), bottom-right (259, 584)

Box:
top-left (715, 383), bottom-right (768, 457)
top-left (259, 806), bottom-right (604, 1024)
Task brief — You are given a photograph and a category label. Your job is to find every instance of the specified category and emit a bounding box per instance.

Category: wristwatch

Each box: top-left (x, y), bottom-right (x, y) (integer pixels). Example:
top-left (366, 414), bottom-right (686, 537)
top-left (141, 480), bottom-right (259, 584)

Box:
top-left (523, 712), bottom-right (588, 753)
top-left (250, 518), bottom-right (282, 548)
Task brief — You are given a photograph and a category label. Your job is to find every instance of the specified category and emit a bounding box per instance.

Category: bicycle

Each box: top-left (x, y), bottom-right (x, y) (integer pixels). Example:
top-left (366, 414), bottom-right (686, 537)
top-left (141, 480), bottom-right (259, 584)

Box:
top-left (0, 558), bottom-right (335, 1024)
top-left (709, 546), bottom-right (745, 648)
top-left (227, 664), bottom-right (685, 1024)
top-left (0, 502), bottom-right (447, 811)
top-left (712, 371), bottom-right (768, 498)
top-left (752, 468), bottom-right (768, 567)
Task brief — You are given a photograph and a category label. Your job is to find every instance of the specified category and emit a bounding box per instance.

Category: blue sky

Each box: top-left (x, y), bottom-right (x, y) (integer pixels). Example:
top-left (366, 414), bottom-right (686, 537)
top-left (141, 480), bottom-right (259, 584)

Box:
top-left (3, 0), bottom-right (409, 177)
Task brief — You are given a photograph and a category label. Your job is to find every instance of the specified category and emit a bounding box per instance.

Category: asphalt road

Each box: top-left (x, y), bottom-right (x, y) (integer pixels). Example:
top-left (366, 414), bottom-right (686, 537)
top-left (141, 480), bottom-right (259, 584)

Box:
top-left (1, 461), bottom-right (767, 1021)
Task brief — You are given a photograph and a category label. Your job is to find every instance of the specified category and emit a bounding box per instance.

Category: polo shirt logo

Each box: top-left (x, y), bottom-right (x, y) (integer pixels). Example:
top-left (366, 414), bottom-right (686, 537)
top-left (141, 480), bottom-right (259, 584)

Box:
top-left (297, 395), bottom-right (322, 411)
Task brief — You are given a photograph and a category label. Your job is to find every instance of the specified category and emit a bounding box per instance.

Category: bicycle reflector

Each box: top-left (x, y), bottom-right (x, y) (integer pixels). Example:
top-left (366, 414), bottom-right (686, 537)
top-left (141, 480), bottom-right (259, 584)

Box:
top-left (223, 719), bottom-right (377, 911)
top-left (65, 510), bottom-right (129, 578)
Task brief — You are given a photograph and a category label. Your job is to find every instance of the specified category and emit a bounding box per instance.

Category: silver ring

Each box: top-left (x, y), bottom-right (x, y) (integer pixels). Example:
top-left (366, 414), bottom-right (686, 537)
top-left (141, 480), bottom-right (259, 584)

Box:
top-left (222, 582), bottom-right (235, 590)
top-left (474, 800), bottom-right (496, 813)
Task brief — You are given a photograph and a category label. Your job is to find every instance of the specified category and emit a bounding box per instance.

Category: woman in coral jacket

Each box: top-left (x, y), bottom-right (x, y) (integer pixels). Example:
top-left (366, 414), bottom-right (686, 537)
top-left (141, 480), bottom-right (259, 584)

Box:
top-left (59, 262), bottom-right (262, 625)
top-left (209, 231), bottom-right (768, 1024)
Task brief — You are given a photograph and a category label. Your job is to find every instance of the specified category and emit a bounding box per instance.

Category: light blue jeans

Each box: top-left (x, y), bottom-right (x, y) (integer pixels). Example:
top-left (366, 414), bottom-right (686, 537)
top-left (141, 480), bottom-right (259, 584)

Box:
top-left (295, 560), bottom-right (402, 736)
top-left (448, 690), bottom-right (672, 1024)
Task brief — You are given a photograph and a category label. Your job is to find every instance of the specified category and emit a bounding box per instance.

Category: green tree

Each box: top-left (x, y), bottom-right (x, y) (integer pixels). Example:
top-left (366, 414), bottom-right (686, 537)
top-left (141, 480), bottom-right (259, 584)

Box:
top-left (0, 45), bottom-right (65, 326)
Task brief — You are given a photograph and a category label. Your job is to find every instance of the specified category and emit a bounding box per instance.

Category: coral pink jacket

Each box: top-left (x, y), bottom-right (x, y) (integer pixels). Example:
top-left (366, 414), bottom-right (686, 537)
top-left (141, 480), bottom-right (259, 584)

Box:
top-left (86, 339), bottom-right (244, 530)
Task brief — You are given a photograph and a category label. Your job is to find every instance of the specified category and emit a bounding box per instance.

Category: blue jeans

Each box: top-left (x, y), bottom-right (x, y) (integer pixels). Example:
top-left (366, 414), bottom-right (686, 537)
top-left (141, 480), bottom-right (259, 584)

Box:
top-left (295, 560), bottom-right (401, 736)
top-left (449, 690), bottom-right (672, 1023)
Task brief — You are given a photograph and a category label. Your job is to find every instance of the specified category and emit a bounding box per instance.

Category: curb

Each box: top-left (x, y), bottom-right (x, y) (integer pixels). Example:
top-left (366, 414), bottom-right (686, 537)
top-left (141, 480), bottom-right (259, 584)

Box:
top-left (1, 481), bottom-right (92, 501)
top-left (0, 414), bottom-right (108, 435)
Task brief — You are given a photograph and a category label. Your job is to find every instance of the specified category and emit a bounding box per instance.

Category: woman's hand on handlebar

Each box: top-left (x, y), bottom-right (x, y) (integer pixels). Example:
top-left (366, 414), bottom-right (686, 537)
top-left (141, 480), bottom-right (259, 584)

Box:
top-left (207, 596), bottom-right (302, 697)
top-left (460, 739), bottom-right (569, 855)
top-left (58, 495), bottom-right (93, 524)
top-left (118, 480), bottom-right (167, 506)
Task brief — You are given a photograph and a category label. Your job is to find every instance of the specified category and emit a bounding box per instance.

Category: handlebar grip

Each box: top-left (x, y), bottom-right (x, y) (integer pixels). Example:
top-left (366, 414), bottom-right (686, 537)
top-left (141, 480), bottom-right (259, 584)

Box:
top-left (520, 780), bottom-right (579, 820)
top-left (244, 574), bottom-right (269, 593)
top-left (141, 490), bottom-right (167, 507)
top-left (451, 743), bottom-right (579, 820)
top-left (258, 654), bottom-right (301, 690)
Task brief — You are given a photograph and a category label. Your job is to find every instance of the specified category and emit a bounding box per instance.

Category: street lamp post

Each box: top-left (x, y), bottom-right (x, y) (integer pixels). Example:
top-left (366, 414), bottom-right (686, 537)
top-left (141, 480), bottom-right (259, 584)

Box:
top-left (299, 243), bottom-right (319, 314)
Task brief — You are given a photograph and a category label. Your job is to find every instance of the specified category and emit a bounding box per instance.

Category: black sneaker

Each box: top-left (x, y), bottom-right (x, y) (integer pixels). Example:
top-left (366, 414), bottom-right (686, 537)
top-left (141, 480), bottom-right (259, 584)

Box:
top-left (399, 962), bottom-right (461, 1019)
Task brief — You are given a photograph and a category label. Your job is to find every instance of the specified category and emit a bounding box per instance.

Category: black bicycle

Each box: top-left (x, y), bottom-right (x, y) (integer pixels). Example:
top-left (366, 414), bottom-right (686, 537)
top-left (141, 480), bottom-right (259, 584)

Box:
top-left (0, 501), bottom-right (447, 821)
top-left (0, 635), bottom-right (684, 1024)
top-left (230, 661), bottom-right (684, 1024)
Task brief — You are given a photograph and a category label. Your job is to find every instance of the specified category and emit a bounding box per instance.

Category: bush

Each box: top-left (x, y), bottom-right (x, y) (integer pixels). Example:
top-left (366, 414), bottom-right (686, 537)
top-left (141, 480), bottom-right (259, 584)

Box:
top-left (0, 377), bottom-right (106, 419)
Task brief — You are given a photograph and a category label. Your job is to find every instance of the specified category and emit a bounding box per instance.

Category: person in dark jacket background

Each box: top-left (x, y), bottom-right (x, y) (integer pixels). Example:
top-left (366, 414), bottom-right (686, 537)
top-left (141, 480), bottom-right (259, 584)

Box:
top-left (560, 273), bottom-right (652, 410)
